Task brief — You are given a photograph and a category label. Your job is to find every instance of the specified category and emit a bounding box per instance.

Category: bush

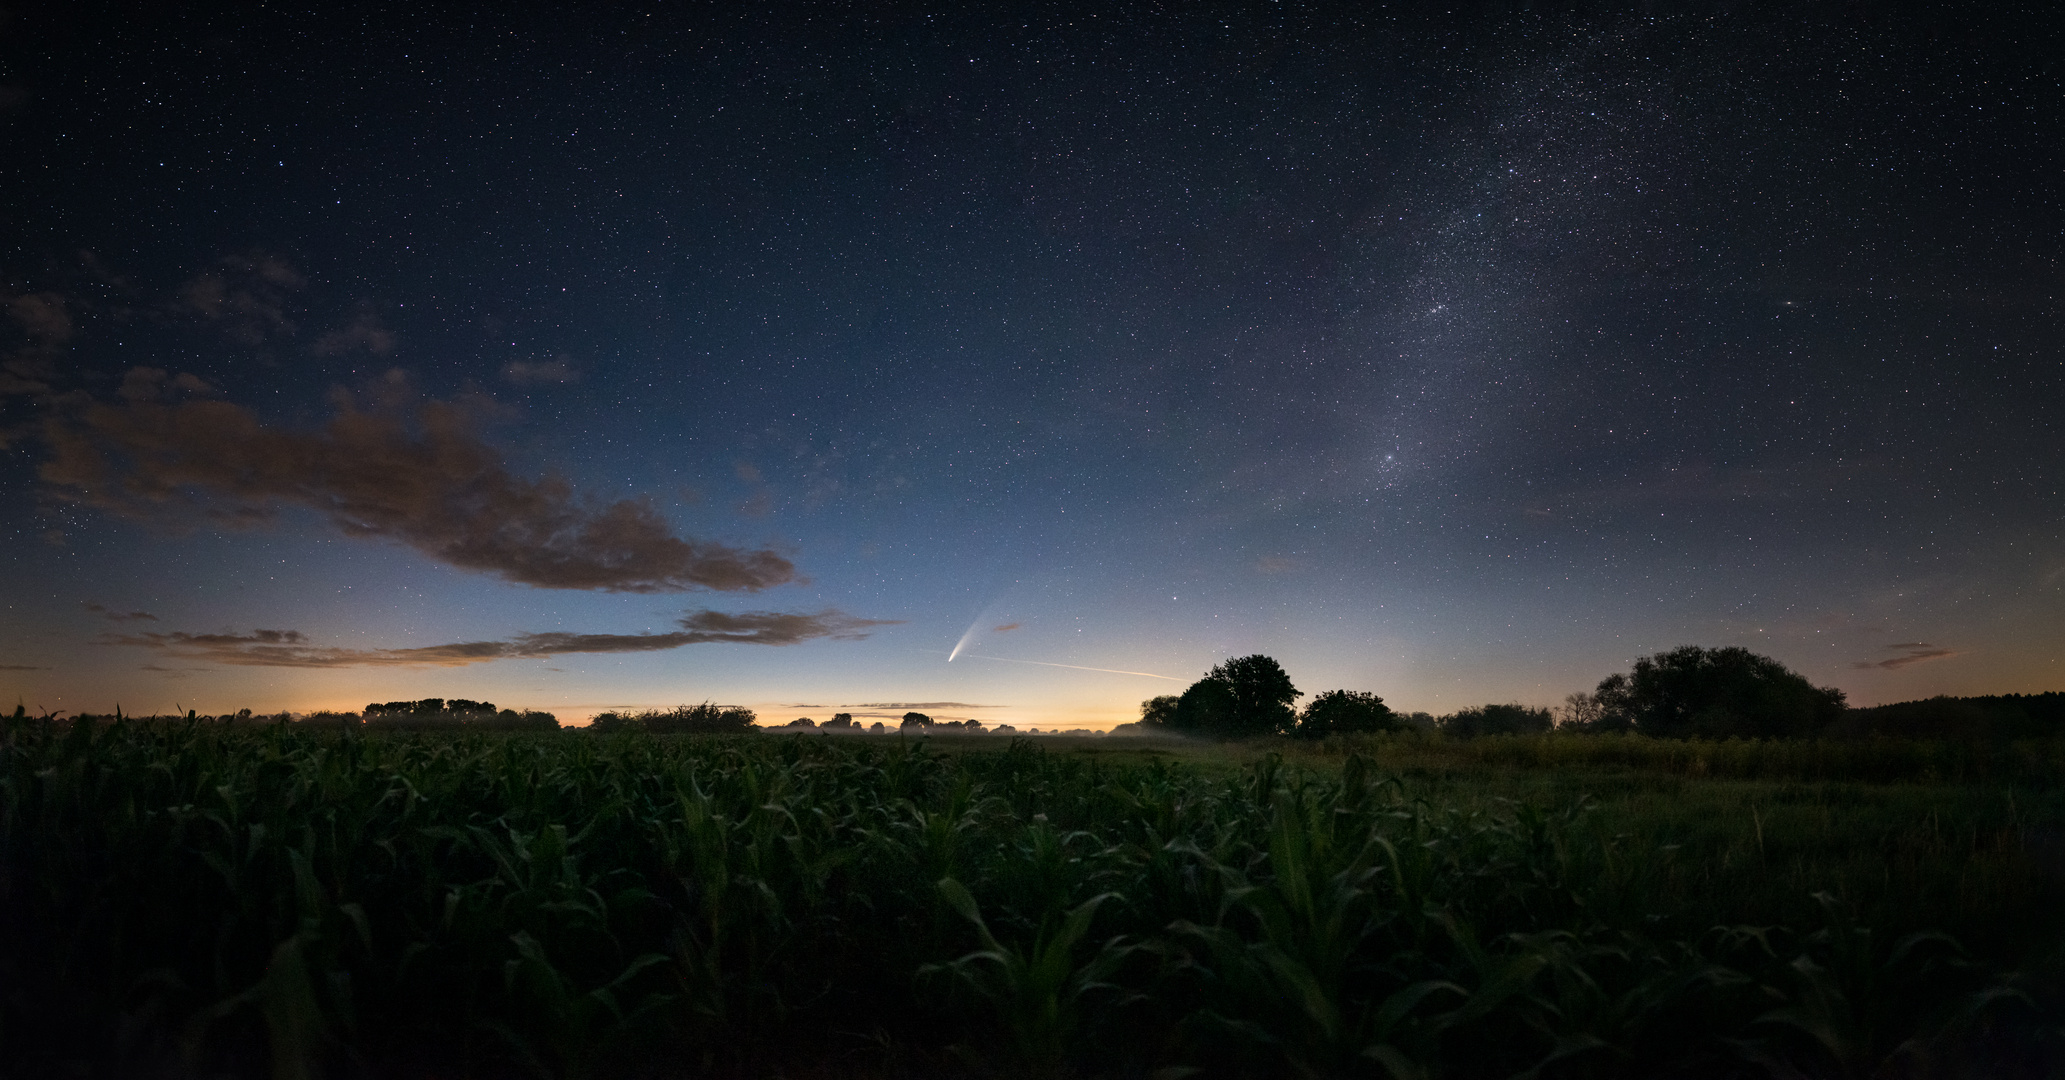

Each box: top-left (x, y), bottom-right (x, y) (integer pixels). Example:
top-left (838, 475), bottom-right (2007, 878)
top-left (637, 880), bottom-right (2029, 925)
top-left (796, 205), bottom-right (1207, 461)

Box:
top-left (1172, 655), bottom-right (1299, 738)
top-left (590, 703), bottom-right (755, 734)
top-left (1294, 689), bottom-right (1396, 738)
top-left (361, 699), bottom-right (557, 731)
top-left (1587, 646), bottom-right (1845, 739)
top-left (1441, 703), bottom-right (1553, 738)
top-left (1138, 695), bottom-right (1180, 728)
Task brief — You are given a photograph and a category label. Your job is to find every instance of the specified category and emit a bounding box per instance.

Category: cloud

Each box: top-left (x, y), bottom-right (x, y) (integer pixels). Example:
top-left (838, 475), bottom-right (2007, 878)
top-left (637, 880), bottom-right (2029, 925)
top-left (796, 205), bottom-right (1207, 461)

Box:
top-left (120, 367), bottom-right (220, 402)
top-left (674, 608), bottom-right (899, 644)
top-left (312, 310), bottom-right (396, 357)
top-left (0, 664), bottom-right (48, 671)
top-left (101, 609), bottom-right (901, 669)
top-left (8, 292), bottom-right (71, 343)
top-left (3, 291), bottom-right (72, 401)
top-left (41, 385), bottom-right (799, 592)
top-left (1854, 643), bottom-right (1961, 670)
top-left (82, 602), bottom-right (158, 622)
top-left (992, 622), bottom-right (1022, 633)
top-left (856, 702), bottom-right (999, 710)
top-left (501, 357), bottom-right (579, 385)
top-left (179, 252), bottom-right (305, 346)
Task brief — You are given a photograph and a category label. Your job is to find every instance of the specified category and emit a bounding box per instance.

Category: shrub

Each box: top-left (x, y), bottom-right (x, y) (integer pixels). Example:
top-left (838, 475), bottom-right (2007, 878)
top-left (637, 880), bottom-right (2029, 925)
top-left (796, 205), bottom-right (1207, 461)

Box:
top-left (1590, 646), bottom-right (1845, 739)
top-left (1441, 703), bottom-right (1553, 738)
top-left (1172, 654), bottom-right (1299, 737)
top-left (589, 703), bottom-right (755, 734)
top-left (1294, 689), bottom-right (1396, 738)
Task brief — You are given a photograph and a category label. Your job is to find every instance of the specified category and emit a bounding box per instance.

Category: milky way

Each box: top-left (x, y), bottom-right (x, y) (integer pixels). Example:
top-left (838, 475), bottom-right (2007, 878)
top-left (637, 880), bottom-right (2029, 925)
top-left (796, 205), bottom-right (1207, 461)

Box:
top-left (2, 5), bottom-right (2058, 724)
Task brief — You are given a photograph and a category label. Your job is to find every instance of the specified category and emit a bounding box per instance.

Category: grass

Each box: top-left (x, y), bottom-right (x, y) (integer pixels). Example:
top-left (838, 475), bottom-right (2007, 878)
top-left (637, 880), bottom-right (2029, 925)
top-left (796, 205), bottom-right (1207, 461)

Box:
top-left (4, 717), bottom-right (2061, 1078)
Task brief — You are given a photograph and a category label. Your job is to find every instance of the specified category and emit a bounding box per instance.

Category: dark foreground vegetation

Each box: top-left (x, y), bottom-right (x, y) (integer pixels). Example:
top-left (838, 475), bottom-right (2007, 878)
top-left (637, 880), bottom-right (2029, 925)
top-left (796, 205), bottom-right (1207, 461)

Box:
top-left (5, 717), bottom-right (2064, 1079)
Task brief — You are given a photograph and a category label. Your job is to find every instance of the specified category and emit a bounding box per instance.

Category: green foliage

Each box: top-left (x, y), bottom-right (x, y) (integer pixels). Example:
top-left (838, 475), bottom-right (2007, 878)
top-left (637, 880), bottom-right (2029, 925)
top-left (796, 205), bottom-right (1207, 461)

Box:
top-left (1175, 654), bottom-right (1301, 738)
top-left (1441, 703), bottom-right (1553, 738)
top-left (358, 698), bottom-right (560, 731)
top-left (590, 702), bottom-right (755, 734)
top-left (1, 717), bottom-right (2058, 1078)
top-left (1588, 646), bottom-right (1846, 739)
top-left (1296, 689), bottom-right (1397, 739)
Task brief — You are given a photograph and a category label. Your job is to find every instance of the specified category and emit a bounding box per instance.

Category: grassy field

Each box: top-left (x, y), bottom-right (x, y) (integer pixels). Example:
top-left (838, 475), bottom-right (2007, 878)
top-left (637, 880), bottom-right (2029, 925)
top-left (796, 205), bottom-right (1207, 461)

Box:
top-left (4, 718), bottom-right (2061, 1078)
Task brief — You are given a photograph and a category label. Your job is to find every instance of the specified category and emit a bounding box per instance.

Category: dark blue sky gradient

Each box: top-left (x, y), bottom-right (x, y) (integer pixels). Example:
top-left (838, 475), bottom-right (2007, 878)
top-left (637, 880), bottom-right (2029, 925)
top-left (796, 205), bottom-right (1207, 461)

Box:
top-left (3, 2), bottom-right (2059, 726)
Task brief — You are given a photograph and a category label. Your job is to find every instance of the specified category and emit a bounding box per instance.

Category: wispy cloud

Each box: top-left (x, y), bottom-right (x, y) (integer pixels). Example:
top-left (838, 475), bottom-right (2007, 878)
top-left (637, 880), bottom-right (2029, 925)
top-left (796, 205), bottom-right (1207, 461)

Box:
top-left (102, 609), bottom-right (901, 669)
top-left (0, 663), bottom-right (48, 671)
top-left (856, 702), bottom-right (999, 710)
top-left (82, 602), bottom-right (158, 622)
top-left (178, 252), bottom-right (305, 346)
top-left (312, 308), bottom-right (396, 357)
top-left (501, 357), bottom-right (579, 385)
top-left (992, 622), bottom-right (1023, 633)
top-left (1854, 642), bottom-right (1961, 670)
top-left (42, 382), bottom-right (798, 592)
top-left (2, 291), bottom-right (72, 404)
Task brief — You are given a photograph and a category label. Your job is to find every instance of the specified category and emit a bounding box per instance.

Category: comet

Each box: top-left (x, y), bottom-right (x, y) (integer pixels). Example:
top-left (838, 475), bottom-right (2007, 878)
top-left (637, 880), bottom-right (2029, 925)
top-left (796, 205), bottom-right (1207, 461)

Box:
top-left (947, 617), bottom-right (987, 662)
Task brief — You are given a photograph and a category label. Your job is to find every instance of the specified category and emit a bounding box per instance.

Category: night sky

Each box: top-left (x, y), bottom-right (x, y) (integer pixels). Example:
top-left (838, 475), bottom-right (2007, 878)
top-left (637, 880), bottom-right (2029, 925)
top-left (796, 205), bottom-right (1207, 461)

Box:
top-left (3, 3), bottom-right (2060, 729)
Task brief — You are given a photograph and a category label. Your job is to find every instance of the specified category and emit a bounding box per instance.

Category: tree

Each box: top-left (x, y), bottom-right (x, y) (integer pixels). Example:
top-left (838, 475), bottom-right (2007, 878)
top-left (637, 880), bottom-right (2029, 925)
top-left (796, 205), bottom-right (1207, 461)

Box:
top-left (1172, 654), bottom-right (1299, 737)
top-left (825, 712), bottom-right (856, 728)
top-left (1171, 676), bottom-right (1234, 735)
top-left (1590, 645), bottom-right (1845, 739)
top-left (641, 702), bottom-right (757, 734)
top-left (1554, 690), bottom-right (1621, 732)
top-left (902, 712), bottom-right (932, 730)
top-left (1441, 704), bottom-right (1552, 738)
top-left (1294, 690), bottom-right (1396, 738)
top-left (1139, 695), bottom-right (1180, 728)
top-left (588, 711), bottom-right (636, 733)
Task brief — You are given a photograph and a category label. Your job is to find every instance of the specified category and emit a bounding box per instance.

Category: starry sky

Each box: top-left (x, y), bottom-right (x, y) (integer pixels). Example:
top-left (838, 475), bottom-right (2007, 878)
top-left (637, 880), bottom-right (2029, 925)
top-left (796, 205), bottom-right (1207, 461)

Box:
top-left (3, 2), bottom-right (2060, 729)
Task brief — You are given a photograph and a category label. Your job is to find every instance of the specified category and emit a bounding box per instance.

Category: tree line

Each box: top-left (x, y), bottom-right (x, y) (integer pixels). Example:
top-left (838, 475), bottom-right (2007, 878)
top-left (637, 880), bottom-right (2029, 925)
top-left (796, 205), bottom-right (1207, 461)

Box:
top-left (1124, 645), bottom-right (2036, 741)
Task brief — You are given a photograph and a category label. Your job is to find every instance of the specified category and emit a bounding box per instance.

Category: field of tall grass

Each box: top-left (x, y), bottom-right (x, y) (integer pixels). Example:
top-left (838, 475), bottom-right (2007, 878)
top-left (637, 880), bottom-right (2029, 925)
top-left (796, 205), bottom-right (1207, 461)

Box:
top-left (3, 716), bottom-right (2060, 1078)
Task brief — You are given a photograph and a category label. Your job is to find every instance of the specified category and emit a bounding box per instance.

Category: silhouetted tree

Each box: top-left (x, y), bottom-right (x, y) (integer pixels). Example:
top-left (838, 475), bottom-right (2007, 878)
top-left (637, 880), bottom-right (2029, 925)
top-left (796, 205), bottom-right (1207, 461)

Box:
top-left (825, 712), bottom-right (855, 728)
top-left (1588, 646), bottom-right (1845, 739)
top-left (1554, 691), bottom-right (1620, 732)
top-left (1832, 692), bottom-right (2065, 740)
top-left (588, 711), bottom-right (635, 733)
top-left (360, 698), bottom-right (553, 730)
top-left (902, 712), bottom-right (932, 730)
top-left (1139, 695), bottom-right (1180, 728)
top-left (640, 702), bottom-right (757, 734)
top-left (1173, 654), bottom-right (1299, 737)
top-left (1441, 704), bottom-right (1553, 738)
top-left (1172, 676), bottom-right (1235, 735)
top-left (1294, 690), bottom-right (1397, 738)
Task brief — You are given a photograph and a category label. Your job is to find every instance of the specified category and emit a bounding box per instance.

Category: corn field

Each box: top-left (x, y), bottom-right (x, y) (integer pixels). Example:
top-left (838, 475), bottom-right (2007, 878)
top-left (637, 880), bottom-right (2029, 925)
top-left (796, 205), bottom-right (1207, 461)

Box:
top-left (3, 717), bottom-right (2059, 1078)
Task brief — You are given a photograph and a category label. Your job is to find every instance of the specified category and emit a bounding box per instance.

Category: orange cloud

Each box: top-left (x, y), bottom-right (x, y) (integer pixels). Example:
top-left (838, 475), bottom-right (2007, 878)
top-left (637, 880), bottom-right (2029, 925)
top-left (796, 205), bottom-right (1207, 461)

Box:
top-left (101, 609), bottom-right (902, 668)
top-left (1854, 643), bottom-right (1961, 670)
